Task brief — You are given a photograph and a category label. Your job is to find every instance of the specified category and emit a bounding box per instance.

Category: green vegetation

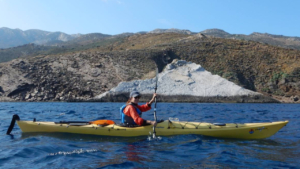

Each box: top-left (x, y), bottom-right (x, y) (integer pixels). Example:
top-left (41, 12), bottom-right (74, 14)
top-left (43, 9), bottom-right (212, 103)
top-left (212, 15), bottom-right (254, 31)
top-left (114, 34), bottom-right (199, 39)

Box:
top-left (271, 71), bottom-right (288, 82)
top-left (212, 70), bottom-right (224, 76)
top-left (223, 72), bottom-right (235, 79)
top-left (261, 87), bottom-right (269, 92)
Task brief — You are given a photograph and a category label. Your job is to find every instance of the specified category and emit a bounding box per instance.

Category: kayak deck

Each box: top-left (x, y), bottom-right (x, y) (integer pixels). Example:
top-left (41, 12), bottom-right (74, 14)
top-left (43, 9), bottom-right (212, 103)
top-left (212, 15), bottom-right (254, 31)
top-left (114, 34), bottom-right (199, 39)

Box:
top-left (16, 120), bottom-right (289, 139)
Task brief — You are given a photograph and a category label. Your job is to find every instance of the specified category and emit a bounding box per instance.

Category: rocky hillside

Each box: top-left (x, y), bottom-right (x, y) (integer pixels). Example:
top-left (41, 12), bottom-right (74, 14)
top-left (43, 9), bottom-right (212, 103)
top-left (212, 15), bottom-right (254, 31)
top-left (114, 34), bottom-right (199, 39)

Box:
top-left (0, 32), bottom-right (300, 102)
top-left (0, 49), bottom-right (160, 101)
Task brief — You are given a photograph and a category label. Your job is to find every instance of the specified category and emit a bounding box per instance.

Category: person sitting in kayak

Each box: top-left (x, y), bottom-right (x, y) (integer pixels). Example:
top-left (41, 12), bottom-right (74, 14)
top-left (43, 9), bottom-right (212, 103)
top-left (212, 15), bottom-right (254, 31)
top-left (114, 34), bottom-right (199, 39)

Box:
top-left (120, 91), bottom-right (157, 127)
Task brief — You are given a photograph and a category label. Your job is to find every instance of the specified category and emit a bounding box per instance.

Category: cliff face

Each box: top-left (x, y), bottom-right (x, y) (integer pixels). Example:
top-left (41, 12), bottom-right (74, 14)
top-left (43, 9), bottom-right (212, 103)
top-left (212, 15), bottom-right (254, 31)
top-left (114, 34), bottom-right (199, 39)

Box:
top-left (0, 32), bottom-right (299, 102)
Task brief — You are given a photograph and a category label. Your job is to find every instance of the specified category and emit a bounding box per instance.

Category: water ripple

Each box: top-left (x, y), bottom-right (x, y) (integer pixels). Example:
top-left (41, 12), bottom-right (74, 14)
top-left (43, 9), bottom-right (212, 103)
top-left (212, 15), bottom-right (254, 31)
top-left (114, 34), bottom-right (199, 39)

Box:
top-left (48, 148), bottom-right (98, 156)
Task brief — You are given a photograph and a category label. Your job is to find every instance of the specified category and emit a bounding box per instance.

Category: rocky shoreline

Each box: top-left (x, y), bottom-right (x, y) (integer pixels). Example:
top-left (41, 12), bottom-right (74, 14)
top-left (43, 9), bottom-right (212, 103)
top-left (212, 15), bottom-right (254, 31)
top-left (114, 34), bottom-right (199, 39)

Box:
top-left (1, 92), bottom-right (297, 103)
top-left (69, 93), bottom-right (279, 103)
top-left (0, 59), bottom-right (292, 103)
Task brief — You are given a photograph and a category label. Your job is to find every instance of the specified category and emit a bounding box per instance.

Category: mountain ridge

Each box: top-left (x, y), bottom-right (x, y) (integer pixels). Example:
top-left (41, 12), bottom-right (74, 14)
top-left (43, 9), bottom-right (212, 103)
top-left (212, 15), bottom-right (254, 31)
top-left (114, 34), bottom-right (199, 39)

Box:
top-left (0, 27), bottom-right (78, 48)
top-left (2, 27), bottom-right (300, 51)
top-left (200, 28), bottom-right (300, 50)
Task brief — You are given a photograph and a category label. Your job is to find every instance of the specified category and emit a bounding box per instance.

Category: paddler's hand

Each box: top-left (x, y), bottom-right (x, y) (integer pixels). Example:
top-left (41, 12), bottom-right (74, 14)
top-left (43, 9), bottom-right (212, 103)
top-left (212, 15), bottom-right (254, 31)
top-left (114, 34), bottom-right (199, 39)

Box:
top-left (147, 120), bottom-right (157, 126)
top-left (149, 93), bottom-right (157, 105)
top-left (150, 121), bottom-right (157, 127)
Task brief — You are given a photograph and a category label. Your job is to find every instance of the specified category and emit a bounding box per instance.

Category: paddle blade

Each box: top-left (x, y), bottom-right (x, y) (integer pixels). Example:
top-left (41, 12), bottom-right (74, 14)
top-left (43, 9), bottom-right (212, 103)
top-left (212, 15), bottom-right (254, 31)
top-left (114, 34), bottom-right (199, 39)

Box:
top-left (7, 114), bottom-right (20, 135)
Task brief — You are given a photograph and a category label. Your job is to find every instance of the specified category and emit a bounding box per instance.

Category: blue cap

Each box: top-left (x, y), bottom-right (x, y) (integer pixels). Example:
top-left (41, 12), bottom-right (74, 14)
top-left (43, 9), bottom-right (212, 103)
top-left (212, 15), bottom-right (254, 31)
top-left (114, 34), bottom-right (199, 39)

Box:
top-left (130, 91), bottom-right (141, 98)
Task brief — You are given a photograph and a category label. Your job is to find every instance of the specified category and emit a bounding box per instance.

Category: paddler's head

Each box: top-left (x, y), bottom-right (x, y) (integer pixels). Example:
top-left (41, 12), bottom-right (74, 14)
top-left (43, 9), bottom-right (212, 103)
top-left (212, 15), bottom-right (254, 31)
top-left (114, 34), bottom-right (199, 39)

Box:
top-left (129, 91), bottom-right (141, 104)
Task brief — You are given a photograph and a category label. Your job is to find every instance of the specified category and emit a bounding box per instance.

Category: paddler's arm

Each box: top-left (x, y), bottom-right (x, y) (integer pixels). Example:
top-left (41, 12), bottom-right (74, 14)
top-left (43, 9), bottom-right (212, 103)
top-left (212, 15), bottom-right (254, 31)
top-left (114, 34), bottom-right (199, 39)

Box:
top-left (146, 93), bottom-right (157, 126)
top-left (138, 93), bottom-right (157, 111)
top-left (148, 93), bottom-right (157, 105)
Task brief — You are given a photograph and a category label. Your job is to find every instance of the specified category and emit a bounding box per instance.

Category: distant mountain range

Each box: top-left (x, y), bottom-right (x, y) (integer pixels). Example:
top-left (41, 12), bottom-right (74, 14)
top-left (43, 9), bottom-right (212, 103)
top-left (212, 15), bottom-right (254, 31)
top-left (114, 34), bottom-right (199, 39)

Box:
top-left (1, 27), bottom-right (300, 50)
top-left (0, 27), bottom-right (112, 49)
top-left (148, 28), bottom-right (194, 35)
top-left (0, 27), bottom-right (79, 48)
top-left (200, 29), bottom-right (300, 50)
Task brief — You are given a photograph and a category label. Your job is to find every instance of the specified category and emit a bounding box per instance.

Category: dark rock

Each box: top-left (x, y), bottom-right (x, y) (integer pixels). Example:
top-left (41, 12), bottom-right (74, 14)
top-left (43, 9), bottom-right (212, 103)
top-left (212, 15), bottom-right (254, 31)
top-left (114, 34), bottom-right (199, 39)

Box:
top-left (7, 83), bottom-right (35, 97)
top-left (292, 96), bottom-right (299, 102)
top-left (0, 86), bottom-right (4, 93)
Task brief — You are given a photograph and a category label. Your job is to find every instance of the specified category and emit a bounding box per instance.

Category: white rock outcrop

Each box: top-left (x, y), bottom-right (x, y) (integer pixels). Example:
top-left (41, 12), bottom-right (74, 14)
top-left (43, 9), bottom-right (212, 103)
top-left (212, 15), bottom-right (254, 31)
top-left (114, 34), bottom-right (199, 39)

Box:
top-left (95, 60), bottom-right (260, 99)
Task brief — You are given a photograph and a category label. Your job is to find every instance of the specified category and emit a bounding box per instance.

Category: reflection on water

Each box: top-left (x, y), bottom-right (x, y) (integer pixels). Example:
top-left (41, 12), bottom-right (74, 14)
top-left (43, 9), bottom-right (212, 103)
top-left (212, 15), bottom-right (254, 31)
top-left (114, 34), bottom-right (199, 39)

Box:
top-left (21, 132), bottom-right (147, 143)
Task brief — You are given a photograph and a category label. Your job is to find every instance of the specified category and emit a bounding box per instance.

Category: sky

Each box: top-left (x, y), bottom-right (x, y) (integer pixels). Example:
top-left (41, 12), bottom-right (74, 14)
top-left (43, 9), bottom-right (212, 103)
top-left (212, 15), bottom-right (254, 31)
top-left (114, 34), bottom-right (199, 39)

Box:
top-left (0, 0), bottom-right (300, 37)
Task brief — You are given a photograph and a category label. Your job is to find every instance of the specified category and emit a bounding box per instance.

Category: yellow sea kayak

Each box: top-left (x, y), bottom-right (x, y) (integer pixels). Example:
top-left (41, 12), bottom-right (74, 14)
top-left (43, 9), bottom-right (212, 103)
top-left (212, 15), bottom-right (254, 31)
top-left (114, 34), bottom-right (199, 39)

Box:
top-left (8, 115), bottom-right (288, 139)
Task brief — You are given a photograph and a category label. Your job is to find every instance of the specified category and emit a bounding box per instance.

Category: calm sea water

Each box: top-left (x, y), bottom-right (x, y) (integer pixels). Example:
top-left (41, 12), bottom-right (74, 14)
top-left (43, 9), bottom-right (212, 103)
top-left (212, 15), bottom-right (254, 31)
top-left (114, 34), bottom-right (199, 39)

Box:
top-left (0, 102), bottom-right (299, 169)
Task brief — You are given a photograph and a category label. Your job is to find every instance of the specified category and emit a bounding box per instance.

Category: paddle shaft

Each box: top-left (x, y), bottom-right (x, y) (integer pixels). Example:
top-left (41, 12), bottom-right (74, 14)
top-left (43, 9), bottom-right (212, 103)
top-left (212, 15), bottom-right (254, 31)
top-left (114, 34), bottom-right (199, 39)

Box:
top-left (153, 68), bottom-right (158, 137)
top-left (154, 88), bottom-right (157, 122)
top-left (153, 93), bottom-right (157, 136)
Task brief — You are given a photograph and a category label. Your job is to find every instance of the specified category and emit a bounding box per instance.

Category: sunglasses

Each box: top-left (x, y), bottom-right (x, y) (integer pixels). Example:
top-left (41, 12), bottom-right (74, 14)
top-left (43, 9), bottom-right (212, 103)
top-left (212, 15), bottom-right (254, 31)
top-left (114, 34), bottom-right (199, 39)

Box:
top-left (134, 96), bottom-right (141, 99)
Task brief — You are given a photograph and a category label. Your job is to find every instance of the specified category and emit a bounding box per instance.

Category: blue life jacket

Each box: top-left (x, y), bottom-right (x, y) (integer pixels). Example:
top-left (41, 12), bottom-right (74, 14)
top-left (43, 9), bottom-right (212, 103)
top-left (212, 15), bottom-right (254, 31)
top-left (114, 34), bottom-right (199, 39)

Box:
top-left (120, 104), bottom-right (142, 125)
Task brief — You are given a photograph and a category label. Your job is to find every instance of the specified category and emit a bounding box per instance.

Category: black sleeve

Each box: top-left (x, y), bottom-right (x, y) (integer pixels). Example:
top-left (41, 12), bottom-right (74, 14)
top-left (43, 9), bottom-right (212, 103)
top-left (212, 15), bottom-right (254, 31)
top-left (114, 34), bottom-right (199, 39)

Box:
top-left (142, 120), bottom-right (149, 126)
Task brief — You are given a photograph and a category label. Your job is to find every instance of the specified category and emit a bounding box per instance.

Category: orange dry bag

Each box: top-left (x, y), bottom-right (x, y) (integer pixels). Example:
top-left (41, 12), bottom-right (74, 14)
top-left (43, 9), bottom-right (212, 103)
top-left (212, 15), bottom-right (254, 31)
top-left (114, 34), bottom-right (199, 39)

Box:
top-left (89, 120), bottom-right (115, 126)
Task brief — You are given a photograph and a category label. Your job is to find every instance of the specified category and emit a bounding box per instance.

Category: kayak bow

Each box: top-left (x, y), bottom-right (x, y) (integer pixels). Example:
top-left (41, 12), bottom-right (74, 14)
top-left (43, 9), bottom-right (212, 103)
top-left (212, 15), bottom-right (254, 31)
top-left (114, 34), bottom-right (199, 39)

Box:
top-left (8, 115), bottom-right (288, 139)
